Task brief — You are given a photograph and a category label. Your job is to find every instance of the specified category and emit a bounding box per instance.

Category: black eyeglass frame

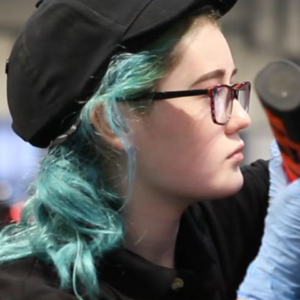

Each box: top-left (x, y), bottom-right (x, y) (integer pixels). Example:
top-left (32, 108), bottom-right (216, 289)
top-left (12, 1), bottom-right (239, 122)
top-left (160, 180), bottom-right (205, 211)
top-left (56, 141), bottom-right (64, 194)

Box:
top-left (123, 81), bottom-right (251, 125)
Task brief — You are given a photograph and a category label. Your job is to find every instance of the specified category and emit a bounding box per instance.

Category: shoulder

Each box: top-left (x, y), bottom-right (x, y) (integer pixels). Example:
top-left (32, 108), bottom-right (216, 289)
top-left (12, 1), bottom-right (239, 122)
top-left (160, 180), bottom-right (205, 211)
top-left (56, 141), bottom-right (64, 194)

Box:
top-left (241, 159), bottom-right (269, 182)
top-left (239, 159), bottom-right (269, 204)
top-left (0, 257), bottom-right (76, 300)
top-left (186, 160), bottom-right (270, 292)
top-left (0, 257), bottom-right (125, 300)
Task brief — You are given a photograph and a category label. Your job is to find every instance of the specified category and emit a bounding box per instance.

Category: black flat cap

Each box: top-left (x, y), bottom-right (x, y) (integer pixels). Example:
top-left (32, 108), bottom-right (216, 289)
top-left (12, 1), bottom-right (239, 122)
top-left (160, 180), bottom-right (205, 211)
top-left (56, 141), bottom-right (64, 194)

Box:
top-left (6, 0), bottom-right (237, 148)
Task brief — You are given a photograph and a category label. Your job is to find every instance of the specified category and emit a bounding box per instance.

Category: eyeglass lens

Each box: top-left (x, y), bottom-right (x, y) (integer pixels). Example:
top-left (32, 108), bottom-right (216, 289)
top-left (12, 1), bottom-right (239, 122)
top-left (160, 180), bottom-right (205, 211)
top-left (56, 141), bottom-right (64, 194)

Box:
top-left (214, 84), bottom-right (249, 124)
top-left (214, 87), bottom-right (233, 124)
top-left (237, 85), bottom-right (250, 113)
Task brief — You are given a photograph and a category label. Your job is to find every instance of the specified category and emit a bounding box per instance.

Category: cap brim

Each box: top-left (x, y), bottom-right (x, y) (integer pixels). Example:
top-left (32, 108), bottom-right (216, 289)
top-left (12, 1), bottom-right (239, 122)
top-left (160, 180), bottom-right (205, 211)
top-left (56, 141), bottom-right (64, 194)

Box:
top-left (124, 0), bottom-right (237, 41)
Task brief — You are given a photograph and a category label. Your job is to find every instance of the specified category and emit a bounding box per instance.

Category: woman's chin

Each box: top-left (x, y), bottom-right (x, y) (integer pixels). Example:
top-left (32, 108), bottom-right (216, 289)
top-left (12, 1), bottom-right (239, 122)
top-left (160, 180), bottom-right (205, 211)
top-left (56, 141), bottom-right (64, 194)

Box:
top-left (211, 168), bottom-right (244, 199)
top-left (225, 169), bottom-right (244, 196)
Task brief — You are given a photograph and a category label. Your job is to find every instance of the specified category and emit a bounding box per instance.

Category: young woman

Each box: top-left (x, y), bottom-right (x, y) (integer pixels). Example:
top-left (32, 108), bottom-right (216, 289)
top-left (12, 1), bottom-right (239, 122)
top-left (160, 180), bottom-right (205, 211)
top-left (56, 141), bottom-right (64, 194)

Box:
top-left (1, 0), bottom-right (300, 300)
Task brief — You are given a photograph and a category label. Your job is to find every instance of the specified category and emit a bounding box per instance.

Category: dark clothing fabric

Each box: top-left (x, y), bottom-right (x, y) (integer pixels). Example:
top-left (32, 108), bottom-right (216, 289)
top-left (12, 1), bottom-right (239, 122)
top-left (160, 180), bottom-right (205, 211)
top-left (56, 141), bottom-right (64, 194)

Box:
top-left (0, 160), bottom-right (269, 300)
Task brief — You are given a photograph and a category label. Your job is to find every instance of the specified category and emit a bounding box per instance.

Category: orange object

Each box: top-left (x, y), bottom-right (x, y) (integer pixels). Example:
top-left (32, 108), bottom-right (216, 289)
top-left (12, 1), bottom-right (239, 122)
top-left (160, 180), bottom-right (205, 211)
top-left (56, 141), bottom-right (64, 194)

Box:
top-left (265, 108), bottom-right (300, 181)
top-left (9, 202), bottom-right (23, 222)
top-left (255, 60), bottom-right (300, 182)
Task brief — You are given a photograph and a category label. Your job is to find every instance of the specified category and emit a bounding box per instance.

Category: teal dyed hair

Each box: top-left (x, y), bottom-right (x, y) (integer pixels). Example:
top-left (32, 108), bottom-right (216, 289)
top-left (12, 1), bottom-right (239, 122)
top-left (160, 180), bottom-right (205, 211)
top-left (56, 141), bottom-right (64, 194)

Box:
top-left (0, 13), bottom-right (218, 300)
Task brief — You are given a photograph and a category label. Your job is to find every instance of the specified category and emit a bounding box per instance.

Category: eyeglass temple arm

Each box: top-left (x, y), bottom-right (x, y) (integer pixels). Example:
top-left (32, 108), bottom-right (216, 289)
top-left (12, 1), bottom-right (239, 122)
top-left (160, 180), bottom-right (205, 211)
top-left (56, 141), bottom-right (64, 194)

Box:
top-left (125, 89), bottom-right (209, 101)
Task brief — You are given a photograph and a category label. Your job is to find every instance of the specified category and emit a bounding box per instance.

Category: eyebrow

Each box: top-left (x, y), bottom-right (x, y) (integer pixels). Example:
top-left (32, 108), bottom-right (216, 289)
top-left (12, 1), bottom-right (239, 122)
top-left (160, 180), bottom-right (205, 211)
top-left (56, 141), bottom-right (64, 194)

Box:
top-left (190, 67), bottom-right (238, 88)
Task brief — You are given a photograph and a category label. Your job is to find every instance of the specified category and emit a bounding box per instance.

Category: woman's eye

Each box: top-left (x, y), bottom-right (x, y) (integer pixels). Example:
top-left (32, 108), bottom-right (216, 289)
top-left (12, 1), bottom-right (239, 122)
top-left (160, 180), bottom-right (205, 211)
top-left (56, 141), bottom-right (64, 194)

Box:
top-left (196, 94), bottom-right (210, 102)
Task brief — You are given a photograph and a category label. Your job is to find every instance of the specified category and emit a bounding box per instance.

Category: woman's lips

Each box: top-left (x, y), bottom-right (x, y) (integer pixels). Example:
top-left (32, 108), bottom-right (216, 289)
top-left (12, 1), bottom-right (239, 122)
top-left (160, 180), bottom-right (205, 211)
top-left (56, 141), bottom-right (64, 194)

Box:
top-left (228, 151), bottom-right (244, 161)
top-left (227, 143), bottom-right (245, 160)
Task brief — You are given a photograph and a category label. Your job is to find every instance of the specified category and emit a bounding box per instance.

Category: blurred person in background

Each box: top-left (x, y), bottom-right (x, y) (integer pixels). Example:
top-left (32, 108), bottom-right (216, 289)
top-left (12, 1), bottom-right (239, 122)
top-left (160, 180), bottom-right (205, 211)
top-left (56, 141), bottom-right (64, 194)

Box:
top-left (0, 120), bottom-right (42, 225)
top-left (0, 1), bottom-right (300, 300)
top-left (0, 203), bottom-right (9, 229)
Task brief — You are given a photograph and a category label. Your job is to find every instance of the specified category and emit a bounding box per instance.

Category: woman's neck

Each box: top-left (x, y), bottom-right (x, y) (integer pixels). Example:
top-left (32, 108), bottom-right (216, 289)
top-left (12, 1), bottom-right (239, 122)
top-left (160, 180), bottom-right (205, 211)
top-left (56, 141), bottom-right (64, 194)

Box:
top-left (123, 189), bottom-right (189, 269)
top-left (124, 210), bottom-right (180, 268)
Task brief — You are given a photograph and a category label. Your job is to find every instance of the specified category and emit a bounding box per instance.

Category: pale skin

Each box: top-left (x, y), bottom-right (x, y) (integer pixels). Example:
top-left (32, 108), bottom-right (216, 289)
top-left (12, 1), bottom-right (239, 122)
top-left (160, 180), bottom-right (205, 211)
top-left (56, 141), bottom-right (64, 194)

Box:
top-left (92, 18), bottom-right (250, 300)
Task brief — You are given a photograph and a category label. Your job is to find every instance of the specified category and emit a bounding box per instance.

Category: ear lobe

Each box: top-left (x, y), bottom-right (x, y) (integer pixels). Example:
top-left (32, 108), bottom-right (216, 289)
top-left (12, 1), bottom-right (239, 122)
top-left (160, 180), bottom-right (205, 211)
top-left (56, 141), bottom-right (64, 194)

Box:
top-left (90, 104), bottom-right (125, 150)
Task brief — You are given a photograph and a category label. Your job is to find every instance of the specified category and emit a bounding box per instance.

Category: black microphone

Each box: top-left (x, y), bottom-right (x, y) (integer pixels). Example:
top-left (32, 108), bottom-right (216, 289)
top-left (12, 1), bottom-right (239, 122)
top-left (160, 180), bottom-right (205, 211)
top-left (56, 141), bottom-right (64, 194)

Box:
top-left (255, 60), bottom-right (300, 181)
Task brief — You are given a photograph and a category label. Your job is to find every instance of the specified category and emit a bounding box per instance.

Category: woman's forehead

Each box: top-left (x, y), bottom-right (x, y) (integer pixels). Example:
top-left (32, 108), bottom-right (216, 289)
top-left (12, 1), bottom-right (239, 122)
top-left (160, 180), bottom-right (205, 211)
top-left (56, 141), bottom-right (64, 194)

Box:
top-left (179, 21), bottom-right (230, 63)
top-left (159, 23), bottom-right (235, 89)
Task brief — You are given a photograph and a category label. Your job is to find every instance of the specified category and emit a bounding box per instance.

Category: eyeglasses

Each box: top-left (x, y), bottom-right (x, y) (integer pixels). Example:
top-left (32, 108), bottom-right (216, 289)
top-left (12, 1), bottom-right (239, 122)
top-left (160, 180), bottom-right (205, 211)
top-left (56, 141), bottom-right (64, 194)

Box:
top-left (125, 81), bottom-right (251, 125)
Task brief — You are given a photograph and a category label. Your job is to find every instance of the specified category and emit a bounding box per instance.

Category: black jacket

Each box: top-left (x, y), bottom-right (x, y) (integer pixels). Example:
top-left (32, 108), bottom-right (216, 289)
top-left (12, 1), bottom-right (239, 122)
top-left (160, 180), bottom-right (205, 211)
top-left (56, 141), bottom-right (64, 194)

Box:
top-left (0, 160), bottom-right (269, 300)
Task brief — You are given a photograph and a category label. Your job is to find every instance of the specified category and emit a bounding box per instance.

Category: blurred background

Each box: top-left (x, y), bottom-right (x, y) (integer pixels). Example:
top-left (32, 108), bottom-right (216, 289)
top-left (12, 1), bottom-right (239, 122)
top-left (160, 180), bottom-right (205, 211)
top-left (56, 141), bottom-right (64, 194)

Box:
top-left (0, 0), bottom-right (299, 218)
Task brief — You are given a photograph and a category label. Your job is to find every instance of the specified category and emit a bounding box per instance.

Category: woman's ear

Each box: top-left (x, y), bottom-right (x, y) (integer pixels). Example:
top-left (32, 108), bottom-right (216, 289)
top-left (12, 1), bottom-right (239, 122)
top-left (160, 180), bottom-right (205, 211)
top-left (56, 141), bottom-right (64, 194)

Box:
top-left (90, 104), bottom-right (125, 150)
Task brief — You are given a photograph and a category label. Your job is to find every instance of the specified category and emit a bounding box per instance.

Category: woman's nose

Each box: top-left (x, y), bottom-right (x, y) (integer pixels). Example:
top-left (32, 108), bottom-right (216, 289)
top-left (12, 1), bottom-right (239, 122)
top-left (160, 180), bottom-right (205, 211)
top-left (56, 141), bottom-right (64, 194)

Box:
top-left (225, 99), bottom-right (251, 134)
